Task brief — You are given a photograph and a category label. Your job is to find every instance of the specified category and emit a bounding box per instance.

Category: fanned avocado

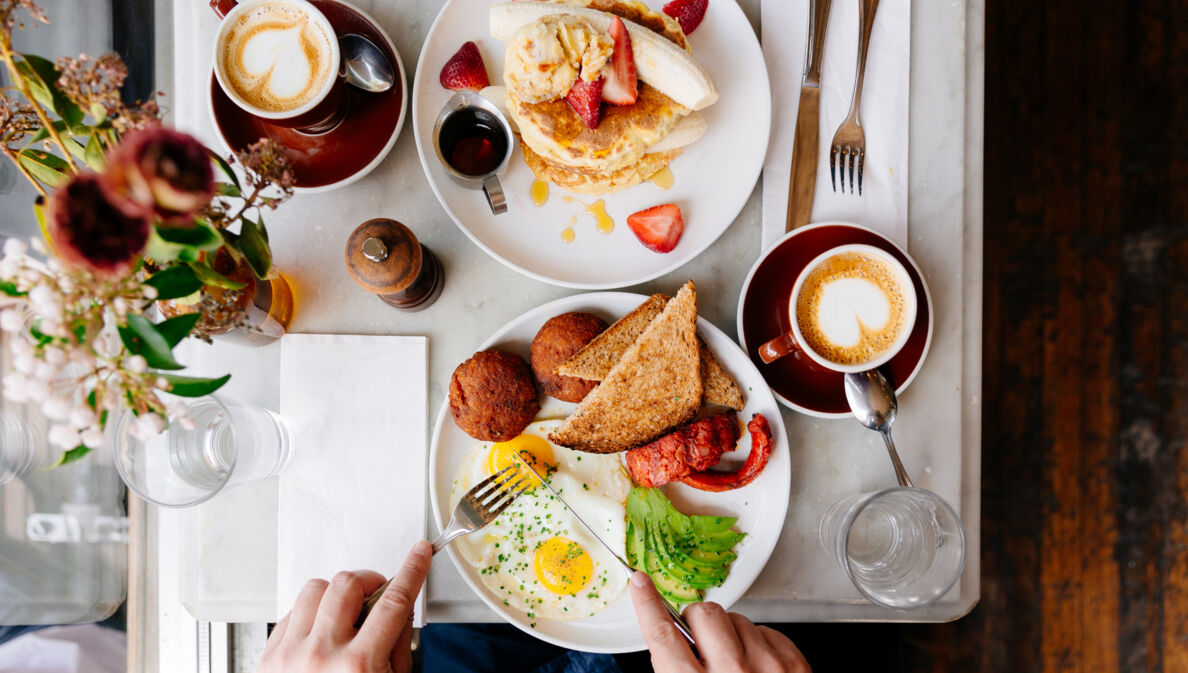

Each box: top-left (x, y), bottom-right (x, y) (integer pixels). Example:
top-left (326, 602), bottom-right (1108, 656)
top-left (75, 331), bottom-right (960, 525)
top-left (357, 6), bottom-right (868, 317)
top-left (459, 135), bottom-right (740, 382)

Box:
top-left (624, 487), bottom-right (746, 606)
top-left (648, 525), bottom-right (726, 590)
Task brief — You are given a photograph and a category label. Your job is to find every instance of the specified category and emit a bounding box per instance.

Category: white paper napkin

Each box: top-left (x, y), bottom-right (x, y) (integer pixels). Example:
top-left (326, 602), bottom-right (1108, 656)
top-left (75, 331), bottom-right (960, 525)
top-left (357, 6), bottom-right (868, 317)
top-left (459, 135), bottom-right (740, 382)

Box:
top-left (760, 0), bottom-right (910, 248)
top-left (276, 334), bottom-right (428, 626)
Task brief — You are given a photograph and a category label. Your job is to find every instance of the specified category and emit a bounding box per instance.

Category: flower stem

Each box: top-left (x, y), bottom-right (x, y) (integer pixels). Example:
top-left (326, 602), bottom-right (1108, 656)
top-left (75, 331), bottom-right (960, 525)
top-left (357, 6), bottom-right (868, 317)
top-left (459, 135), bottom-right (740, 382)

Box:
top-left (0, 35), bottom-right (81, 178)
top-left (0, 145), bottom-right (46, 197)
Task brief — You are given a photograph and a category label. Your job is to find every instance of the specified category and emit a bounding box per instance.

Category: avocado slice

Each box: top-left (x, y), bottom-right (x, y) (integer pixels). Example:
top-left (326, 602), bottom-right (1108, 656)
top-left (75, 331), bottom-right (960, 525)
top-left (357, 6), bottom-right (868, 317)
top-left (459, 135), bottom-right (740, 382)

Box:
top-left (625, 520), bottom-right (646, 570)
top-left (645, 541), bottom-right (700, 605)
top-left (649, 525), bottom-right (726, 589)
top-left (689, 514), bottom-right (738, 535)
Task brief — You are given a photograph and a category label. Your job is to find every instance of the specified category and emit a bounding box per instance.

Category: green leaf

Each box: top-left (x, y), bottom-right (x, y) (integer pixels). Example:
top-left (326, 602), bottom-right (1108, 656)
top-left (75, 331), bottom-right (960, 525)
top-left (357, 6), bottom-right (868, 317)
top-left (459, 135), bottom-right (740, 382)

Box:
top-left (145, 221), bottom-right (222, 263)
top-left (17, 54), bottom-right (84, 129)
top-left (236, 217), bottom-right (271, 278)
top-left (157, 373), bottom-right (231, 398)
top-left (26, 120), bottom-right (70, 145)
top-left (210, 150), bottom-right (241, 191)
top-left (90, 102), bottom-right (107, 124)
top-left (215, 182), bottom-right (241, 197)
top-left (156, 312), bottom-right (201, 348)
top-left (18, 149), bottom-right (70, 189)
top-left (0, 281), bottom-right (26, 297)
top-left (83, 132), bottom-right (105, 171)
top-left (155, 222), bottom-right (221, 248)
top-left (49, 445), bottom-right (91, 468)
top-left (189, 260), bottom-right (246, 290)
top-left (118, 313), bottom-right (184, 370)
top-left (145, 265), bottom-right (204, 300)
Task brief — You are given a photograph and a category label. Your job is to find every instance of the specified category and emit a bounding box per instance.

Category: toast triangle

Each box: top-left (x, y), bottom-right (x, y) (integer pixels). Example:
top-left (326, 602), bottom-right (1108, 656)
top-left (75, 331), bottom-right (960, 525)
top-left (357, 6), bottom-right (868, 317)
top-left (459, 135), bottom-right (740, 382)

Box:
top-left (550, 281), bottom-right (702, 453)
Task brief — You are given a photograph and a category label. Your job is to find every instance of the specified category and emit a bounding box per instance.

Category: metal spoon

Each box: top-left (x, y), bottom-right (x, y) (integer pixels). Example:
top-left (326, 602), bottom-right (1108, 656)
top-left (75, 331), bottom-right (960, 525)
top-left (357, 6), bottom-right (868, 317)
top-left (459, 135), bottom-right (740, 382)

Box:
top-left (339, 33), bottom-right (395, 93)
top-left (843, 369), bottom-right (914, 488)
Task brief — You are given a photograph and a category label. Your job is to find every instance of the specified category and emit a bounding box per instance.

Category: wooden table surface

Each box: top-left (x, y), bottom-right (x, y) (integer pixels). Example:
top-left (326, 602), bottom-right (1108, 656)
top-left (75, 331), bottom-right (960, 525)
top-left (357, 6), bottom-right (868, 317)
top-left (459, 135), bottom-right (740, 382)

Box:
top-left (764, 2), bottom-right (1188, 671)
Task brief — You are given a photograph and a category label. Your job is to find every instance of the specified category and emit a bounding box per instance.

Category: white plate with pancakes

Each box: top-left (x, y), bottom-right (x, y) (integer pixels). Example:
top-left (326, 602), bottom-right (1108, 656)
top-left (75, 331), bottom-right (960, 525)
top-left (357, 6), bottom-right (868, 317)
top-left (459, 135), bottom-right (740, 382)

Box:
top-left (429, 292), bottom-right (791, 652)
top-left (412, 0), bottom-right (771, 289)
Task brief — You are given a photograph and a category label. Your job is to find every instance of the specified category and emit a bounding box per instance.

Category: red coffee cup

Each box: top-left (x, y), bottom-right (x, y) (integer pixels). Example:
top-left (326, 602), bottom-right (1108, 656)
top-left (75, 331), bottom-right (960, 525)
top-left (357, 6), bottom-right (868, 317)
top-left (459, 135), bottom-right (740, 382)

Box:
top-left (210, 0), bottom-right (348, 135)
top-left (758, 244), bottom-right (918, 373)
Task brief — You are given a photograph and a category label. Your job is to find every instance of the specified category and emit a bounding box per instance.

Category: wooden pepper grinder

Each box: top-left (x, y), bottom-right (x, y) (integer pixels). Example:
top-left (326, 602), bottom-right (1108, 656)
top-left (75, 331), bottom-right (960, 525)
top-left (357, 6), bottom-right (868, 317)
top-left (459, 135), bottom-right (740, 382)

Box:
top-left (345, 219), bottom-right (444, 311)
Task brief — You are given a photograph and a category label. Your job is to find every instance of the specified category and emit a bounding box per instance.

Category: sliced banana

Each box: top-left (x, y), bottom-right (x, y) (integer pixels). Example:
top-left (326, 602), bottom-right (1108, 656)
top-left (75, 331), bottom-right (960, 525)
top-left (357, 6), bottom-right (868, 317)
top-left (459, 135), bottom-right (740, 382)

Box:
top-left (490, 1), bottom-right (718, 111)
top-left (478, 85), bottom-right (517, 132)
top-left (647, 111), bottom-right (707, 153)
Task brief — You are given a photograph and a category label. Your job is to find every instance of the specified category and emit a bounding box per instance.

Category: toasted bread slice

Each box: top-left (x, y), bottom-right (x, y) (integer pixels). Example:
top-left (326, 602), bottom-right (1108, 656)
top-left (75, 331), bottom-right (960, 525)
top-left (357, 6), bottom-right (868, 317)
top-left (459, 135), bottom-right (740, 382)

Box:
top-left (698, 338), bottom-right (746, 410)
top-left (551, 281), bottom-right (702, 453)
top-left (556, 294), bottom-right (669, 381)
top-left (558, 294), bottom-right (746, 410)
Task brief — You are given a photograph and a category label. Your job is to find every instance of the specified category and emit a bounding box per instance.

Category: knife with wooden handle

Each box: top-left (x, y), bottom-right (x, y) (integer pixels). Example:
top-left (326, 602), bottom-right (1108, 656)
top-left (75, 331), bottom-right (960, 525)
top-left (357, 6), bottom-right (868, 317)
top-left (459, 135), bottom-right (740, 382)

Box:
top-left (786, 0), bottom-right (834, 232)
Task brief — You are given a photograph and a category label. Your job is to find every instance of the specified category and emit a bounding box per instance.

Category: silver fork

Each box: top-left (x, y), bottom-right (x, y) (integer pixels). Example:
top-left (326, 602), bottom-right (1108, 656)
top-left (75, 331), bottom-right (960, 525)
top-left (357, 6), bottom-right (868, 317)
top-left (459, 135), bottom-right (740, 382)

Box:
top-left (355, 465), bottom-right (530, 626)
top-left (829, 0), bottom-right (881, 195)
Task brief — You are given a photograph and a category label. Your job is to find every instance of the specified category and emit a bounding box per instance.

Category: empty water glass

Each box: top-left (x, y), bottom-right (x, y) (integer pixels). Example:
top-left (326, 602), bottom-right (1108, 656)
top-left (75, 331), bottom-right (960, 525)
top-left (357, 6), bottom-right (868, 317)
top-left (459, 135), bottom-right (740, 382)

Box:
top-left (0, 409), bottom-right (38, 485)
top-left (819, 487), bottom-right (965, 609)
top-left (113, 395), bottom-right (292, 508)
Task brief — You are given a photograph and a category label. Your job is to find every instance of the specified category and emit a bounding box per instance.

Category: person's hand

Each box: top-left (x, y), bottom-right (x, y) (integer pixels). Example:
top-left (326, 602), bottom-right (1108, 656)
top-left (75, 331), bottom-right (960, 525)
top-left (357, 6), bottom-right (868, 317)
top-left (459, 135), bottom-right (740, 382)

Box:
top-left (258, 540), bottom-right (433, 673)
top-left (630, 571), bottom-right (810, 673)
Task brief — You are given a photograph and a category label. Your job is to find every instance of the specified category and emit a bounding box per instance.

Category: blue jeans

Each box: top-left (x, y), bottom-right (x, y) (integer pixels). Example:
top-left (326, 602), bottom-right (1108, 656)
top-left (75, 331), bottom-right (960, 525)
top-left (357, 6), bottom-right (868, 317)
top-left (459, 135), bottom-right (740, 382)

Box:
top-left (420, 624), bottom-right (624, 673)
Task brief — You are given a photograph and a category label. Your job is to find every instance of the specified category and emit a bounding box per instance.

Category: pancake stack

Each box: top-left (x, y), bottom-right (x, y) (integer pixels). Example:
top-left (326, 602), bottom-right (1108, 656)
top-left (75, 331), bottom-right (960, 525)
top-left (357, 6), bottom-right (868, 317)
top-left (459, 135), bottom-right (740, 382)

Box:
top-left (490, 0), bottom-right (716, 195)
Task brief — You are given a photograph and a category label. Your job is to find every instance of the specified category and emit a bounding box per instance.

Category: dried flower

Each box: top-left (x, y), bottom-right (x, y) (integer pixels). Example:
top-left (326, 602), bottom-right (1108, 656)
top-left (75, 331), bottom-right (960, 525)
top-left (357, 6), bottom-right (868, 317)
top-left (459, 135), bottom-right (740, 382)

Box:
top-left (0, 92), bottom-right (38, 147)
top-left (236, 138), bottom-right (295, 204)
top-left (46, 173), bottom-right (150, 279)
top-left (55, 52), bottom-right (161, 134)
top-left (0, 0), bottom-right (47, 32)
top-left (103, 126), bottom-right (214, 224)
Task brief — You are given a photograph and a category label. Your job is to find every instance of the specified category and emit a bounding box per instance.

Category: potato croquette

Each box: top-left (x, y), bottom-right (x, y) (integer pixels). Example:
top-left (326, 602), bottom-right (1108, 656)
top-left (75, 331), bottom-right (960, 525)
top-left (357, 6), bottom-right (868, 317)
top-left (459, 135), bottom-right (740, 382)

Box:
top-left (530, 312), bottom-right (608, 403)
top-left (449, 350), bottom-right (540, 441)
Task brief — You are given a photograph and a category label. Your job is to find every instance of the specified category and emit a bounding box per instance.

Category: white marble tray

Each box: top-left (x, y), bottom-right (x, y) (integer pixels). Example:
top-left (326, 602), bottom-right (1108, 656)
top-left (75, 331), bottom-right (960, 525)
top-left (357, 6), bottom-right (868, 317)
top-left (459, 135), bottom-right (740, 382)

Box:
top-left (155, 0), bottom-right (981, 632)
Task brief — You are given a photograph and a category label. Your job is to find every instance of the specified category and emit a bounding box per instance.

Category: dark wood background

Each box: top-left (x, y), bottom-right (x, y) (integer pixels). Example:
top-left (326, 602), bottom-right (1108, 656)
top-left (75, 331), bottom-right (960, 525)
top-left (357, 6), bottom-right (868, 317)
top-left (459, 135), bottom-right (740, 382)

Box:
top-left (774, 1), bottom-right (1188, 671)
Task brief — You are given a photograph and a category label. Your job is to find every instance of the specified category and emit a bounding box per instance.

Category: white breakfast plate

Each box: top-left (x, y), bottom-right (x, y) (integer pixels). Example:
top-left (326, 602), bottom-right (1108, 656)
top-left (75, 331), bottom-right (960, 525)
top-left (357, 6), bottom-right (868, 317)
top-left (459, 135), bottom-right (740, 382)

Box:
top-left (411, 0), bottom-right (771, 289)
top-left (429, 292), bottom-right (791, 652)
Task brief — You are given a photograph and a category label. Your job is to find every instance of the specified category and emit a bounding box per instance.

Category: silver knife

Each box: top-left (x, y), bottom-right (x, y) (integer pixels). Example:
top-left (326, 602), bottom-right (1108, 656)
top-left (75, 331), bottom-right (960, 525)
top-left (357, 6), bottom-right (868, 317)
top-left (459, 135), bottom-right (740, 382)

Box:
top-left (511, 452), bottom-right (697, 647)
top-left (785, 0), bottom-right (834, 232)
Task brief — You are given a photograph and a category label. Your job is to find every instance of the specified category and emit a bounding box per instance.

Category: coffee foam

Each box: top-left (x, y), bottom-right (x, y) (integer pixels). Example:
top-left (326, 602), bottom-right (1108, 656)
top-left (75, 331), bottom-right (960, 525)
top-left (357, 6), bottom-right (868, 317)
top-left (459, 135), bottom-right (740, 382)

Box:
top-left (221, 3), bottom-right (334, 113)
top-left (795, 252), bottom-right (910, 366)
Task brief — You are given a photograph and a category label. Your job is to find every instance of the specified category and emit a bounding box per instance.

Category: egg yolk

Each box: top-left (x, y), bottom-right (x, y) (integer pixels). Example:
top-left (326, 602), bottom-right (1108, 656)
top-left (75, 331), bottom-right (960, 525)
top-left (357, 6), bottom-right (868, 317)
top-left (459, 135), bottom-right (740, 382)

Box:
top-left (487, 433), bottom-right (555, 486)
top-left (534, 536), bottom-right (594, 595)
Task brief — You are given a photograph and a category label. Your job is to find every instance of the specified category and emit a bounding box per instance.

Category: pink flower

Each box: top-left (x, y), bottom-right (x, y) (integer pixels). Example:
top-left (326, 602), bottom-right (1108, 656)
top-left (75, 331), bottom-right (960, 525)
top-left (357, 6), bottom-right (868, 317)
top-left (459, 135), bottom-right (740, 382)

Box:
top-left (47, 173), bottom-right (150, 279)
top-left (103, 126), bottom-right (215, 224)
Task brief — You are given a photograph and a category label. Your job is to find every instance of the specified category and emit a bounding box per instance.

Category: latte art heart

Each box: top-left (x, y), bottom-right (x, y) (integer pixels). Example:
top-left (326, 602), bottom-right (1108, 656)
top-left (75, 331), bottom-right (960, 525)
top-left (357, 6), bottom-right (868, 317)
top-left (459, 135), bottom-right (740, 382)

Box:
top-left (815, 278), bottom-right (892, 347)
top-left (795, 251), bottom-right (911, 366)
top-left (221, 2), bottom-right (335, 113)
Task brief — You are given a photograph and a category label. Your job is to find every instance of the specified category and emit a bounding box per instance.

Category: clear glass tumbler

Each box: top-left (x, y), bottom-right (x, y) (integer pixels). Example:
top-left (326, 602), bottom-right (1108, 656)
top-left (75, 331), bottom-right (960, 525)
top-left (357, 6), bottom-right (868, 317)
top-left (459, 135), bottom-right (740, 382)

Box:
top-left (819, 487), bottom-right (965, 609)
top-left (0, 409), bottom-right (37, 485)
top-left (113, 395), bottom-right (292, 508)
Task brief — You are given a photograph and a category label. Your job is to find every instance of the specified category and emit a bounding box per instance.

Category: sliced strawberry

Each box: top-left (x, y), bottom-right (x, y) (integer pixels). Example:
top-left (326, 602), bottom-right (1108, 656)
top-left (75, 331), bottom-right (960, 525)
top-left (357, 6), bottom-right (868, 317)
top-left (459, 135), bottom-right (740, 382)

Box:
top-left (440, 41), bottom-right (489, 91)
top-left (601, 16), bottom-right (638, 105)
top-left (565, 76), bottom-right (604, 129)
top-left (663, 0), bottom-right (708, 35)
top-left (627, 203), bottom-right (684, 253)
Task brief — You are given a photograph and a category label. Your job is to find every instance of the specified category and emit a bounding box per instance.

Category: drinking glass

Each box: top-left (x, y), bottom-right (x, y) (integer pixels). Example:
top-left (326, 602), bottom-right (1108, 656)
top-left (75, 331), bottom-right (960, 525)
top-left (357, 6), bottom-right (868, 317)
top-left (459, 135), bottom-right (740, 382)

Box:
top-left (0, 410), bottom-right (37, 485)
top-left (113, 395), bottom-right (292, 508)
top-left (819, 487), bottom-right (965, 609)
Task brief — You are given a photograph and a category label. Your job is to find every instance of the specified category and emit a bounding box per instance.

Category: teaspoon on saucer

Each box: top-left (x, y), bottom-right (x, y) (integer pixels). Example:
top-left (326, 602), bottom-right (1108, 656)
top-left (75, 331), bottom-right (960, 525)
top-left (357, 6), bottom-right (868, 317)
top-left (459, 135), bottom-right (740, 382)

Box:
top-left (843, 369), bottom-right (914, 488)
top-left (340, 33), bottom-right (395, 93)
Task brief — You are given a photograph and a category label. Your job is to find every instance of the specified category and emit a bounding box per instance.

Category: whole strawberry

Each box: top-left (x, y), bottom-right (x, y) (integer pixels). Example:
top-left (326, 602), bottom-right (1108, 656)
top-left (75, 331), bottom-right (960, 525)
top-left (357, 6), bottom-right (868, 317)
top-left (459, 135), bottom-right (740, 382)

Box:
top-left (440, 41), bottom-right (490, 91)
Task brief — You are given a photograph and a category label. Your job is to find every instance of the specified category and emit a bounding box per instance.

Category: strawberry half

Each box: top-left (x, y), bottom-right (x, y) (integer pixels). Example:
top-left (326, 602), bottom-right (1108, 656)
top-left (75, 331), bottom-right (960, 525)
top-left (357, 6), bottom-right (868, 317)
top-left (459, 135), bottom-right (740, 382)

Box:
top-left (566, 76), bottom-right (604, 129)
top-left (627, 204), bottom-right (684, 253)
top-left (440, 41), bottom-right (490, 91)
top-left (602, 16), bottom-right (638, 105)
top-left (663, 0), bottom-right (708, 35)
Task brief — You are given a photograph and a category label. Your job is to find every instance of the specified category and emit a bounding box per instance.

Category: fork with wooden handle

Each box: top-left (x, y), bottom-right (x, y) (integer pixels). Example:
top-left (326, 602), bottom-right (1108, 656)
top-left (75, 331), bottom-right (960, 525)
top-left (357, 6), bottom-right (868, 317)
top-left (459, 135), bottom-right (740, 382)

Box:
top-left (354, 465), bottom-right (530, 627)
top-left (830, 0), bottom-right (881, 195)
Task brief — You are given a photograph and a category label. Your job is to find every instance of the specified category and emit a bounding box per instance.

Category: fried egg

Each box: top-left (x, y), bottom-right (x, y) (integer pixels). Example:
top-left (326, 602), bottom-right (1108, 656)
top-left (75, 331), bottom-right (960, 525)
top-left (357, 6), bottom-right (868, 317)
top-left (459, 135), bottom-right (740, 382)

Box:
top-left (450, 419), bottom-right (631, 621)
